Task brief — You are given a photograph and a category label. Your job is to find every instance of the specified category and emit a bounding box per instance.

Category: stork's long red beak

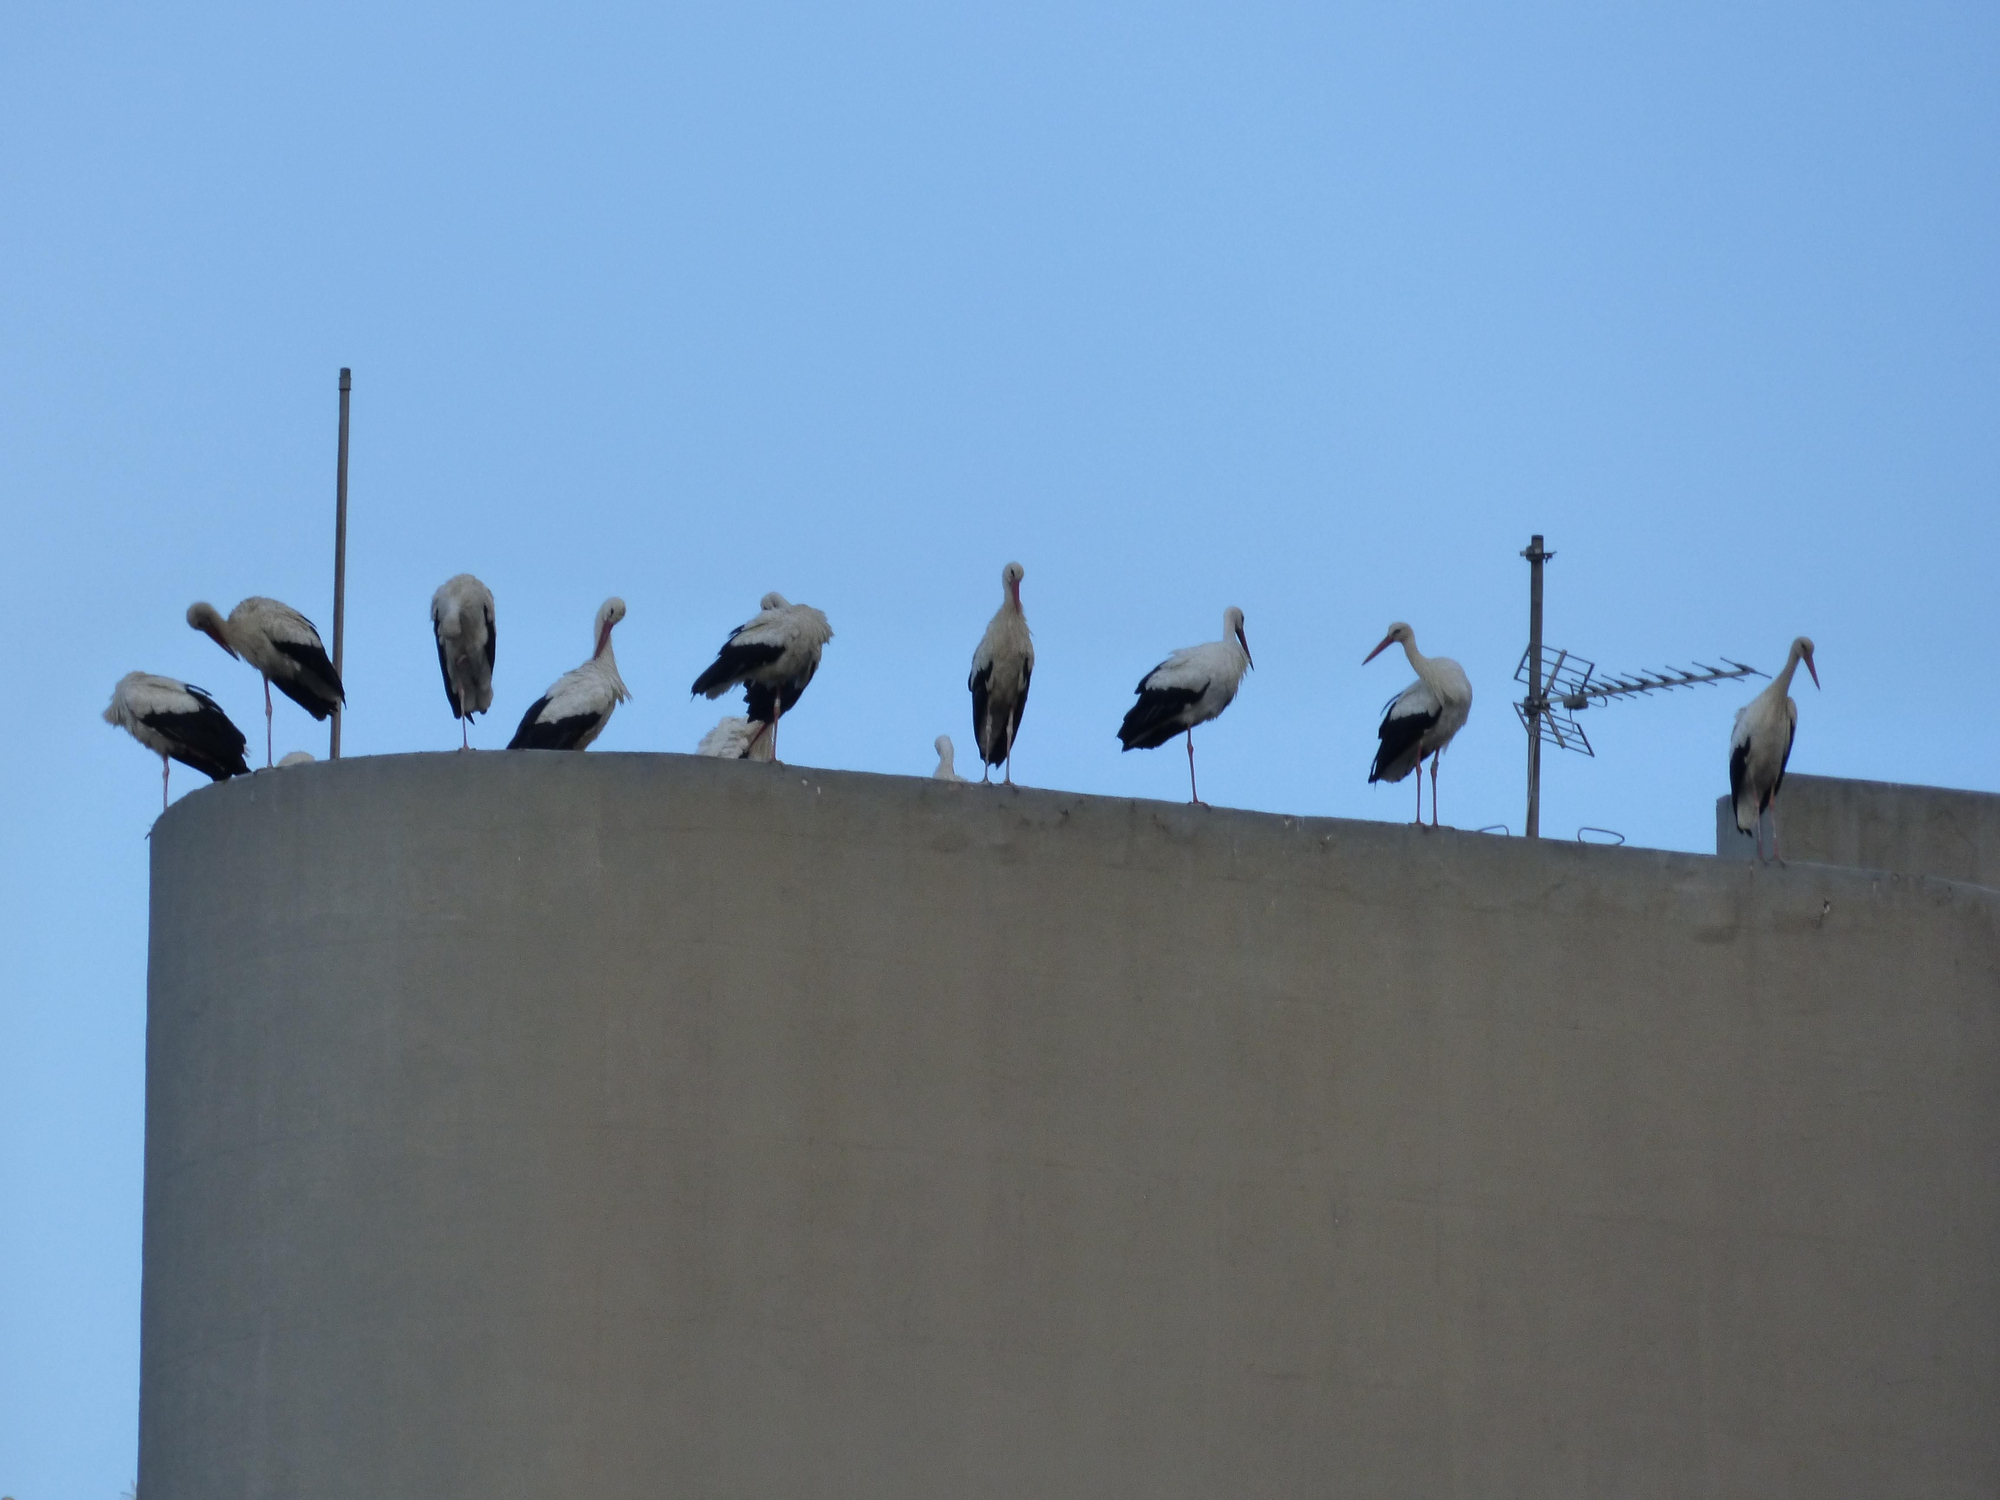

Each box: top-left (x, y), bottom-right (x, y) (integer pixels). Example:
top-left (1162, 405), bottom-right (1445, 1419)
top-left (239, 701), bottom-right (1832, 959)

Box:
top-left (1238, 628), bottom-right (1253, 669)
top-left (206, 625), bottom-right (239, 660)
top-left (1805, 657), bottom-right (1820, 689)
top-left (595, 622), bottom-right (613, 658)
top-left (1363, 634), bottom-right (1395, 665)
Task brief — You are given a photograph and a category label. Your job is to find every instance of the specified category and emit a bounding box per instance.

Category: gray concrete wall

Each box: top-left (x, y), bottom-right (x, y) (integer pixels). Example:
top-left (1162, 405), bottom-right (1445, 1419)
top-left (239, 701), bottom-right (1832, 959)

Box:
top-left (1716, 772), bottom-right (2000, 887)
top-left (144, 753), bottom-right (2000, 1499)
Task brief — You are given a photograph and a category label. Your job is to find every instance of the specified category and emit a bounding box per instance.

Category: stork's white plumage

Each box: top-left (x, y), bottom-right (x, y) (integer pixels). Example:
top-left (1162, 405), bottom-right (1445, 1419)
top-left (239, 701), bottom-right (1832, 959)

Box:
top-left (1364, 622), bottom-right (1473, 827)
top-left (1729, 635), bottom-right (1818, 861)
top-left (969, 562), bottom-right (1034, 783)
top-left (506, 598), bottom-right (630, 751)
top-left (690, 591), bottom-right (833, 762)
top-left (933, 734), bottom-right (969, 782)
top-left (103, 671), bottom-right (251, 810)
top-left (696, 714), bottom-right (776, 762)
top-left (431, 574), bottom-right (496, 749)
top-left (187, 596), bottom-right (345, 767)
top-left (1117, 606), bottom-right (1253, 805)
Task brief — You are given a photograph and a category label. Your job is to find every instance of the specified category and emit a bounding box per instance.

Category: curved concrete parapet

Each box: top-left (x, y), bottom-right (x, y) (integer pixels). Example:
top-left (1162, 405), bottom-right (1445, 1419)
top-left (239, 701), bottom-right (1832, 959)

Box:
top-left (142, 753), bottom-right (2000, 1497)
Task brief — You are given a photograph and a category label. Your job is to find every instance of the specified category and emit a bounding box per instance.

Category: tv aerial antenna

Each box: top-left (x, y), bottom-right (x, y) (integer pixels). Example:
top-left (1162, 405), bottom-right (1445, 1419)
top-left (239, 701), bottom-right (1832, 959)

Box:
top-left (1516, 535), bottom-right (1765, 838)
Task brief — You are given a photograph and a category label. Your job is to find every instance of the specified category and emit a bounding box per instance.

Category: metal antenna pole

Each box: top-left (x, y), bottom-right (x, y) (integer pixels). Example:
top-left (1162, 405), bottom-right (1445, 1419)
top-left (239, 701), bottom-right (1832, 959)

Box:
top-left (1522, 534), bottom-right (1550, 837)
top-left (330, 368), bottom-right (351, 760)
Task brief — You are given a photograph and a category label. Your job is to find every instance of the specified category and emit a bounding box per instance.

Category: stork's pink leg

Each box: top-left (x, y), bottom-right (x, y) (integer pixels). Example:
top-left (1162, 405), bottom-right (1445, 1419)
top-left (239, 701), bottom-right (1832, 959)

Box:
top-left (161, 754), bottom-right (170, 812)
top-left (1430, 752), bottom-right (1441, 828)
top-left (1186, 729), bottom-right (1201, 805)
top-left (1414, 767), bottom-right (1423, 825)
top-left (263, 676), bottom-right (274, 768)
top-left (461, 718), bottom-right (470, 751)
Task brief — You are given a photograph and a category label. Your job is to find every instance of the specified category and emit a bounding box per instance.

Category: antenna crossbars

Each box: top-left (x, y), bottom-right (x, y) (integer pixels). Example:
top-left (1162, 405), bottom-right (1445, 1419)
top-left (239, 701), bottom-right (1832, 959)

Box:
top-left (1514, 645), bottom-right (1765, 761)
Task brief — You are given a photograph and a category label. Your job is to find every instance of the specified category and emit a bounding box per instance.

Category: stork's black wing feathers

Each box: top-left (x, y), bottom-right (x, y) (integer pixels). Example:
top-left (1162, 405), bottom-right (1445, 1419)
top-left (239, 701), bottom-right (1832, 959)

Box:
top-left (147, 688), bottom-right (251, 781)
top-left (1728, 739), bottom-right (1750, 819)
top-left (692, 640), bottom-right (785, 699)
top-left (483, 601), bottom-right (496, 679)
top-left (1119, 684), bottom-right (1206, 751)
top-left (507, 697), bottom-right (603, 751)
top-left (1369, 702), bottom-right (1439, 784)
top-left (270, 638), bottom-right (345, 717)
top-left (742, 660), bottom-right (820, 724)
top-left (969, 660), bottom-right (992, 749)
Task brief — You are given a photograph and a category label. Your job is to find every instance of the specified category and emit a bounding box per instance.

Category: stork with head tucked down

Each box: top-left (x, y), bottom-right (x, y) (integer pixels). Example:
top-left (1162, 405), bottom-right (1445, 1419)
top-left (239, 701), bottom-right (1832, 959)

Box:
top-left (1117, 606), bottom-right (1253, 805)
top-left (1364, 622), bottom-right (1472, 827)
top-left (104, 672), bottom-right (251, 810)
top-left (507, 598), bottom-right (629, 751)
top-left (431, 574), bottom-right (496, 749)
top-left (187, 596), bottom-right (345, 767)
top-left (933, 734), bottom-right (969, 782)
top-left (969, 562), bottom-right (1034, 783)
top-left (689, 592), bottom-right (833, 763)
top-left (1729, 635), bottom-right (1818, 862)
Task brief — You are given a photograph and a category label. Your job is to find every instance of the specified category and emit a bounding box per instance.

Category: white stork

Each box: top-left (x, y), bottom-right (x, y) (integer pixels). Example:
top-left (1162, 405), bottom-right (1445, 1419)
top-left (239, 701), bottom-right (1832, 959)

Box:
top-left (689, 592), bottom-right (833, 762)
top-left (103, 671), bottom-right (251, 810)
top-left (1364, 621), bottom-right (1473, 827)
top-left (933, 734), bottom-right (969, 781)
top-left (506, 598), bottom-right (629, 751)
top-left (969, 561), bottom-right (1034, 783)
top-left (695, 714), bottom-right (776, 762)
top-left (187, 597), bottom-right (345, 767)
top-left (1117, 606), bottom-right (1253, 805)
top-left (1729, 635), bottom-right (1818, 862)
top-left (431, 574), bottom-right (496, 749)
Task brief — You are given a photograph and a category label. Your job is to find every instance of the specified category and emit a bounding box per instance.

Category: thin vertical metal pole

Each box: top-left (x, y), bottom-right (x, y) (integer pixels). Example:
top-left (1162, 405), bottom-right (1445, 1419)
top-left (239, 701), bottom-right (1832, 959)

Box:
top-left (1522, 534), bottom-right (1549, 838)
top-left (330, 368), bottom-right (351, 760)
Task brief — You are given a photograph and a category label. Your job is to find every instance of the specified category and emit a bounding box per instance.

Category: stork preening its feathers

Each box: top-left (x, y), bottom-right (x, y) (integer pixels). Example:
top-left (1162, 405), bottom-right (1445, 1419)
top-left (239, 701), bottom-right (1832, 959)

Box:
top-left (969, 562), bottom-right (1034, 783)
top-left (187, 596), bottom-right (345, 767)
top-left (507, 598), bottom-right (629, 751)
top-left (690, 592), bottom-right (833, 762)
top-left (431, 574), bottom-right (496, 749)
top-left (104, 672), bottom-right (251, 810)
top-left (1729, 635), bottom-right (1818, 862)
top-left (1117, 606), bottom-right (1253, 805)
top-left (1364, 622), bottom-right (1473, 827)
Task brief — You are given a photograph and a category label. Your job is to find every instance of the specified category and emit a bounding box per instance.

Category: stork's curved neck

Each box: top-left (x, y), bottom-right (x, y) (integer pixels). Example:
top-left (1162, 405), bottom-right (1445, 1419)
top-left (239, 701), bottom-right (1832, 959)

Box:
top-left (1772, 642), bottom-right (1804, 695)
top-left (1399, 635), bottom-right (1436, 684)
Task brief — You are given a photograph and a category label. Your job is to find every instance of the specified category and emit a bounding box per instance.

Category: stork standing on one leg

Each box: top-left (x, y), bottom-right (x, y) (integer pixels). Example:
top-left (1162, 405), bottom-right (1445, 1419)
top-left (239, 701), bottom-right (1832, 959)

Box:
top-left (969, 561), bottom-right (1034, 783)
top-left (1364, 622), bottom-right (1473, 827)
top-left (1117, 606), bottom-right (1253, 805)
top-left (1729, 635), bottom-right (1818, 863)
top-left (103, 672), bottom-right (251, 810)
top-left (187, 597), bottom-right (345, 768)
top-left (431, 574), bottom-right (496, 749)
top-left (690, 592), bottom-right (833, 763)
top-left (507, 598), bottom-right (630, 750)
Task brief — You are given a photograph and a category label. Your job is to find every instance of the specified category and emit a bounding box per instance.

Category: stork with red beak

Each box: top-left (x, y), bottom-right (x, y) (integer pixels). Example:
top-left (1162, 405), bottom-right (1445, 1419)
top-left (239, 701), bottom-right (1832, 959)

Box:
top-left (187, 596), bottom-right (345, 767)
top-left (1364, 622), bottom-right (1473, 827)
top-left (1117, 607), bottom-right (1253, 805)
top-left (1728, 635), bottom-right (1818, 862)
top-left (507, 598), bottom-right (630, 750)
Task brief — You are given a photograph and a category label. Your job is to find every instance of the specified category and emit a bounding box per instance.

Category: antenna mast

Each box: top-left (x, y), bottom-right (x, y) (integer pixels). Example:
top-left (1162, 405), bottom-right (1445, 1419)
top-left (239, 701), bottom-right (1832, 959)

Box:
top-left (1516, 532), bottom-right (1764, 838)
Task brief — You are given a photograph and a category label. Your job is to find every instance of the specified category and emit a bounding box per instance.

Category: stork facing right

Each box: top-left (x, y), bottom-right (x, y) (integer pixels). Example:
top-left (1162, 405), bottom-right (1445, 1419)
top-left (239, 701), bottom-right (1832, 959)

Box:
top-left (1729, 635), bottom-right (1818, 862)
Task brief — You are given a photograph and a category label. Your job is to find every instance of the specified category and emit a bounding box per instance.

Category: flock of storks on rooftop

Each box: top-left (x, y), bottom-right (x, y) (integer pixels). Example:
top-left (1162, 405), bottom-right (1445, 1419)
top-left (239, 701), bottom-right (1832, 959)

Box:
top-left (104, 564), bottom-right (1819, 858)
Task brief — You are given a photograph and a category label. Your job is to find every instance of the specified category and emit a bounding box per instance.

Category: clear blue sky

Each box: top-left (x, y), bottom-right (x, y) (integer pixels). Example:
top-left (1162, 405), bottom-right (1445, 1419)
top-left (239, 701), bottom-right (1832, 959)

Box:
top-left (4, 0), bottom-right (1996, 1490)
